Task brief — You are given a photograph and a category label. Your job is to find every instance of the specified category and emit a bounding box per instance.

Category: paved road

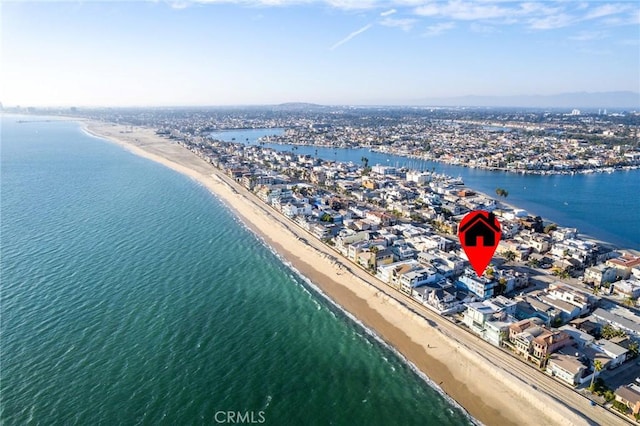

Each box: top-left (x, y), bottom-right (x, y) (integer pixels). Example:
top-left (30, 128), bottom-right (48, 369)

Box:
top-left (213, 169), bottom-right (631, 426)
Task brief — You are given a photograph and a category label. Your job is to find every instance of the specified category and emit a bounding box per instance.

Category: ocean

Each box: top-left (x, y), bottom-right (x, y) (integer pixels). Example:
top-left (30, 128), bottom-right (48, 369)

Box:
top-left (1, 116), bottom-right (473, 425)
top-left (210, 128), bottom-right (640, 250)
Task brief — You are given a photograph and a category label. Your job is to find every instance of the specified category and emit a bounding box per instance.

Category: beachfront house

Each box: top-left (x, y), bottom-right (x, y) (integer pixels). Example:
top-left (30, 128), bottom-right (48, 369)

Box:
top-left (376, 260), bottom-right (420, 288)
top-left (462, 296), bottom-right (516, 337)
top-left (424, 286), bottom-right (465, 314)
top-left (606, 253), bottom-right (640, 280)
top-left (399, 266), bottom-right (439, 294)
top-left (510, 321), bottom-right (571, 365)
top-left (546, 353), bottom-right (588, 386)
top-left (484, 320), bottom-right (513, 347)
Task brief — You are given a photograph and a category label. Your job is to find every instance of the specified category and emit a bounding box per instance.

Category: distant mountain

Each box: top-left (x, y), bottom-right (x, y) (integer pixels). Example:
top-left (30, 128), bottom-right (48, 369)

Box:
top-left (272, 102), bottom-right (327, 110)
top-left (411, 91), bottom-right (640, 109)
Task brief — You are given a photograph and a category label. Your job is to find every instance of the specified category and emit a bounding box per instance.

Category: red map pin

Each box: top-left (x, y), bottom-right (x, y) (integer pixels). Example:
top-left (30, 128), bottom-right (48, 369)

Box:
top-left (458, 210), bottom-right (501, 277)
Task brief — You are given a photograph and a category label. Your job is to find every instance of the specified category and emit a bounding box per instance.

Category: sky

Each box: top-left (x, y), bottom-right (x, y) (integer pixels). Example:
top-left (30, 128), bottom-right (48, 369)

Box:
top-left (1, 0), bottom-right (639, 106)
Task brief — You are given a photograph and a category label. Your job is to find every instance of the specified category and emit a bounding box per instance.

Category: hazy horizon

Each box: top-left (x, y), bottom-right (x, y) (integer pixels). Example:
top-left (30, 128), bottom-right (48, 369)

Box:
top-left (2, 1), bottom-right (639, 107)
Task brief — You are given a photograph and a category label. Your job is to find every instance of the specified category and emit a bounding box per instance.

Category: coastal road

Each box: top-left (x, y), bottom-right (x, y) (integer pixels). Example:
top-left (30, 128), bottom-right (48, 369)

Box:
top-left (212, 169), bottom-right (630, 426)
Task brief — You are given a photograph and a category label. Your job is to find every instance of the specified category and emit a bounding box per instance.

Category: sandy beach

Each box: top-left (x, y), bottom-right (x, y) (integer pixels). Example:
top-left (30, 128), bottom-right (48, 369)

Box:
top-left (83, 121), bottom-right (627, 426)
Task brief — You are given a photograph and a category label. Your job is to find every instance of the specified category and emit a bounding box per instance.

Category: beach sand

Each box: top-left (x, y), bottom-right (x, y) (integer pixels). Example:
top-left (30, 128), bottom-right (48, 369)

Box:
top-left (83, 121), bottom-right (625, 426)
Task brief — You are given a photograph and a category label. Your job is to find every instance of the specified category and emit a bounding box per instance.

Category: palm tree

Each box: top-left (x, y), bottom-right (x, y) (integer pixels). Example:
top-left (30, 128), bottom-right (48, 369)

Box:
top-left (503, 250), bottom-right (517, 262)
top-left (623, 297), bottom-right (636, 307)
top-left (542, 353), bottom-right (551, 368)
top-left (589, 359), bottom-right (603, 392)
top-left (628, 342), bottom-right (639, 359)
top-left (361, 156), bottom-right (369, 168)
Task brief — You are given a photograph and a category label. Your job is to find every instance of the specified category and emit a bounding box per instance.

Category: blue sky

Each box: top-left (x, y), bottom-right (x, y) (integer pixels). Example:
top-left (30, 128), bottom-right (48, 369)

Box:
top-left (1, 1), bottom-right (638, 106)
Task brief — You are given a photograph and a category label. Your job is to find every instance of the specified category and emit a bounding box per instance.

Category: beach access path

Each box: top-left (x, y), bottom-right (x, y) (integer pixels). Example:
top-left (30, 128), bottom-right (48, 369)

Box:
top-left (84, 121), bottom-right (630, 426)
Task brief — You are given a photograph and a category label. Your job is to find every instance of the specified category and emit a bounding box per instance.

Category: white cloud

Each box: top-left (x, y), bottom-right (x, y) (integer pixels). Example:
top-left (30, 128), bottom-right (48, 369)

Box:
top-left (167, 0), bottom-right (639, 33)
top-left (583, 3), bottom-right (633, 21)
top-left (330, 23), bottom-right (373, 50)
top-left (528, 13), bottom-right (575, 30)
top-left (569, 31), bottom-right (608, 41)
top-left (169, 1), bottom-right (191, 9)
top-left (189, 0), bottom-right (380, 8)
top-left (414, 1), bottom-right (513, 21)
top-left (423, 21), bottom-right (455, 37)
top-left (380, 17), bottom-right (416, 31)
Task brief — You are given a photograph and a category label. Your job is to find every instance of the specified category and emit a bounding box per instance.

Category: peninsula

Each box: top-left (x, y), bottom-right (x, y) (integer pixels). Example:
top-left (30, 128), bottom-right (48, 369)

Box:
top-left (81, 113), bottom-right (639, 426)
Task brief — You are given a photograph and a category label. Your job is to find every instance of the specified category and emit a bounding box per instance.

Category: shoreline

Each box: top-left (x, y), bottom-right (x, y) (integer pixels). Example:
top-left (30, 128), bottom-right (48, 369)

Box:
top-left (82, 121), bottom-right (624, 425)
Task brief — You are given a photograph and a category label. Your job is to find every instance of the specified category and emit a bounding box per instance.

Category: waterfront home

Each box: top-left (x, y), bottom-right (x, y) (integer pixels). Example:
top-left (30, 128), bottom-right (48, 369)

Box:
top-left (356, 247), bottom-right (394, 271)
top-left (606, 253), bottom-right (640, 280)
top-left (399, 266), bottom-right (439, 294)
top-left (633, 265), bottom-right (640, 281)
top-left (556, 238), bottom-right (599, 266)
top-left (509, 317), bottom-right (546, 341)
top-left (422, 286), bottom-right (468, 314)
top-left (484, 320), bottom-right (513, 347)
top-left (511, 325), bottom-right (546, 358)
top-left (462, 296), bottom-right (516, 336)
top-left (546, 354), bottom-right (588, 386)
top-left (511, 325), bottom-right (571, 364)
top-left (532, 329), bottom-right (571, 361)
top-left (552, 227), bottom-right (579, 241)
top-left (334, 229), bottom-right (370, 255)
top-left (310, 223), bottom-right (337, 240)
top-left (376, 260), bottom-right (420, 286)
top-left (281, 202), bottom-right (312, 218)
top-left (614, 384), bottom-right (640, 415)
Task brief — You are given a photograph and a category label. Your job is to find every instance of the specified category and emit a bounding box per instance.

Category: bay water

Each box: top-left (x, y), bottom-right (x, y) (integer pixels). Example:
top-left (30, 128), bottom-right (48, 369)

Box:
top-left (211, 128), bottom-right (640, 249)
